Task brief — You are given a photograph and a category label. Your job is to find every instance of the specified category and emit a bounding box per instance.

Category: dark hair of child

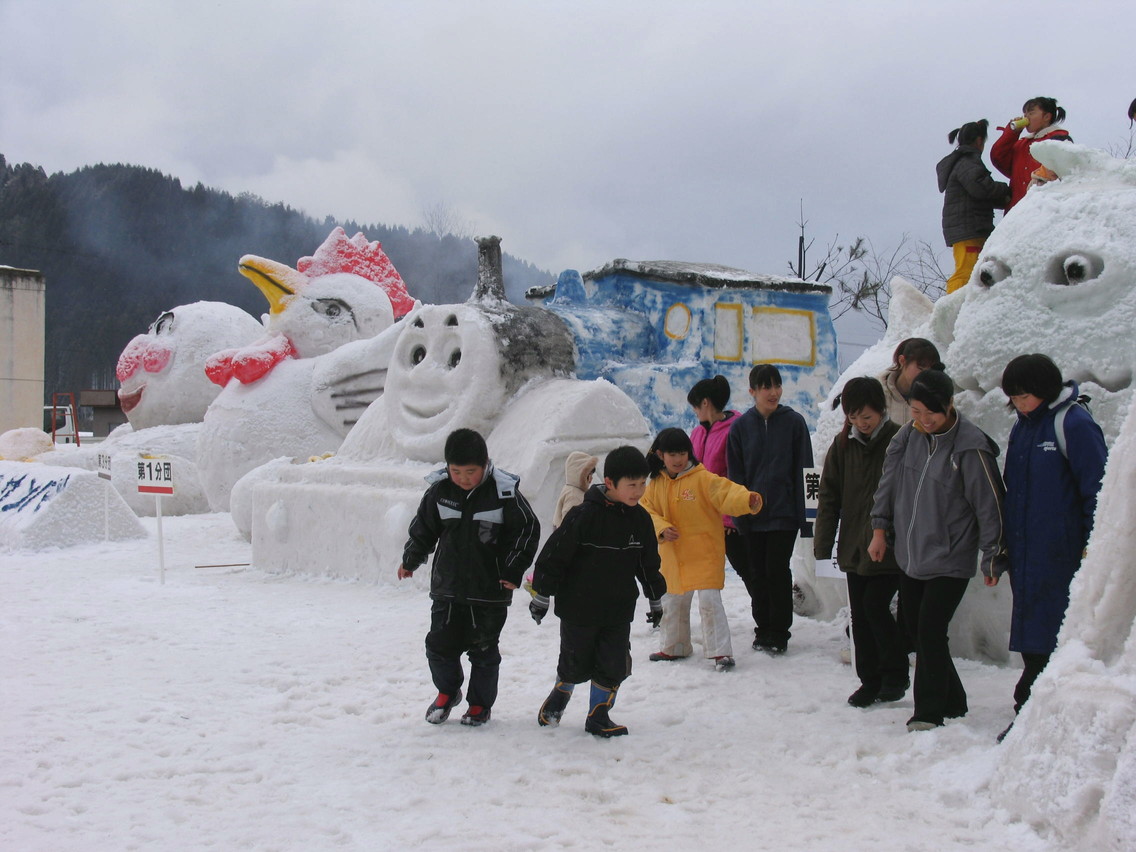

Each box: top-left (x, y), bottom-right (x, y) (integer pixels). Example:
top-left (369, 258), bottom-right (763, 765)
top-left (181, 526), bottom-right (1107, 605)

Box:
top-left (1022, 97), bottom-right (1066, 125)
top-left (444, 428), bottom-right (489, 467)
top-left (646, 427), bottom-right (698, 478)
top-left (687, 375), bottom-right (731, 410)
top-left (1001, 353), bottom-right (1064, 408)
top-left (908, 369), bottom-right (956, 415)
top-left (888, 338), bottom-right (943, 373)
top-left (837, 376), bottom-right (887, 447)
top-left (603, 445), bottom-right (650, 485)
top-left (748, 364), bottom-right (783, 390)
top-left (948, 119), bottom-right (989, 147)
top-left (841, 376), bottom-right (887, 416)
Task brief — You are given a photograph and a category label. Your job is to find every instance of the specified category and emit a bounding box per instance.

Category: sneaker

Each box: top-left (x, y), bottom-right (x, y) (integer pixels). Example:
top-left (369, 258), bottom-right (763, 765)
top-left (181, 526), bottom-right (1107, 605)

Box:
top-left (760, 642), bottom-right (787, 656)
top-left (906, 718), bottom-right (941, 732)
top-left (713, 656), bottom-right (736, 671)
top-left (425, 689), bottom-right (462, 724)
top-left (847, 684), bottom-right (879, 708)
top-left (875, 679), bottom-right (909, 703)
top-left (649, 652), bottom-right (684, 662)
top-left (537, 682), bottom-right (574, 727)
top-left (460, 705), bottom-right (491, 727)
top-left (752, 630), bottom-right (769, 651)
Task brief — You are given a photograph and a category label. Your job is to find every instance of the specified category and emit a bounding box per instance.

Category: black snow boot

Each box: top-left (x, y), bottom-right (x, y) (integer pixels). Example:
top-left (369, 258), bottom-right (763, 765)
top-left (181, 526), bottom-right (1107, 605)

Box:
top-left (538, 681), bottom-right (574, 727)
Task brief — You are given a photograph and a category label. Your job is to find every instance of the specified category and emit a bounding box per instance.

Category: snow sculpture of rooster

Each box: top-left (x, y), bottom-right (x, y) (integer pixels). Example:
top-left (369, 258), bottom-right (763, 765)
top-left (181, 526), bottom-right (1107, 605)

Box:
top-left (197, 228), bottom-right (413, 511)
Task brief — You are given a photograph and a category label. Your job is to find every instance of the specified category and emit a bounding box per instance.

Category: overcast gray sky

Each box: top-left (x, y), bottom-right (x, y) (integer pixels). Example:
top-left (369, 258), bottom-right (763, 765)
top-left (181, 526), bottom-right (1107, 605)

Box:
top-left (2, 0), bottom-right (1132, 350)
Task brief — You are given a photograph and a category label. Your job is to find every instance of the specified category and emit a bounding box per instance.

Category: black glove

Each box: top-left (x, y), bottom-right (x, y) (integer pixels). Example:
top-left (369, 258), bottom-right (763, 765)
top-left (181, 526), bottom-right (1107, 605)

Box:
top-left (530, 594), bottom-right (550, 625)
top-left (645, 599), bottom-right (663, 628)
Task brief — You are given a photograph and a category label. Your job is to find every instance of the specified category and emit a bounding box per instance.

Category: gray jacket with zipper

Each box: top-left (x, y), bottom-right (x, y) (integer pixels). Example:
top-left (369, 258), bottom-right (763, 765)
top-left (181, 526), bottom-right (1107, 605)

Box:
top-left (871, 414), bottom-right (1007, 580)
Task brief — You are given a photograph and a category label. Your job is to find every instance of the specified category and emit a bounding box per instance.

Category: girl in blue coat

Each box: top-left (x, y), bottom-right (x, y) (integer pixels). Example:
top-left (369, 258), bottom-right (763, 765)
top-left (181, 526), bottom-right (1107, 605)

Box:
top-left (994, 354), bottom-right (1108, 739)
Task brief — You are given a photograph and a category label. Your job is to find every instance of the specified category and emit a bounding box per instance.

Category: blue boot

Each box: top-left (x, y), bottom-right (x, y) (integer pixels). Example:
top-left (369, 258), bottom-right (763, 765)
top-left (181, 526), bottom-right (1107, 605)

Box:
top-left (585, 681), bottom-right (627, 737)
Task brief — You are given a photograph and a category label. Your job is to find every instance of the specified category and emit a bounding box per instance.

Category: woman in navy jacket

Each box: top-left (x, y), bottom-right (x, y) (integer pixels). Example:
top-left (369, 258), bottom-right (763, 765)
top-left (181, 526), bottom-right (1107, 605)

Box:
top-left (995, 354), bottom-right (1108, 738)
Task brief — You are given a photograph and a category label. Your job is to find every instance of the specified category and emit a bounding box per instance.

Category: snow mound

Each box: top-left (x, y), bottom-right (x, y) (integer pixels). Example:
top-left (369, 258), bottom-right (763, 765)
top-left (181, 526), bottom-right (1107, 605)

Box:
top-left (0, 461), bottom-right (146, 550)
top-left (0, 428), bottom-right (54, 461)
top-left (991, 393), bottom-right (1136, 849)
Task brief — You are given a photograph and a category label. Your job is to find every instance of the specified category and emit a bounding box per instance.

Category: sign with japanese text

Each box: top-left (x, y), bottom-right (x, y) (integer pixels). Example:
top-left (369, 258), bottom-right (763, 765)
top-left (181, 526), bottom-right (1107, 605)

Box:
top-left (136, 454), bottom-right (175, 495)
top-left (97, 452), bottom-right (112, 481)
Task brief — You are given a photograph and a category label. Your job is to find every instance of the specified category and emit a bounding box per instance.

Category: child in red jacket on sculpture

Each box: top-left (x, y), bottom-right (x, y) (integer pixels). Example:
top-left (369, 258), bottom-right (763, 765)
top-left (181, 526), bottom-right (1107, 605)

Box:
top-left (991, 96), bottom-right (1072, 211)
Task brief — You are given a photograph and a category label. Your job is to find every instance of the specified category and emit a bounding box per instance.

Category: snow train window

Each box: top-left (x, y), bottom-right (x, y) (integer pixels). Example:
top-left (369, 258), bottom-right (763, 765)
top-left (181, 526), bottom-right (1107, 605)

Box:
top-left (713, 303), bottom-right (744, 362)
top-left (749, 307), bottom-right (815, 366)
top-left (664, 302), bottom-right (692, 340)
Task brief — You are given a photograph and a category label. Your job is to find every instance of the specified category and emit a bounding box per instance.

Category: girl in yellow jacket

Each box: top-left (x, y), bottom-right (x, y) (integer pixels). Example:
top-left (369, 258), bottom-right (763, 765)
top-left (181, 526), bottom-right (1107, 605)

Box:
top-left (640, 428), bottom-right (762, 670)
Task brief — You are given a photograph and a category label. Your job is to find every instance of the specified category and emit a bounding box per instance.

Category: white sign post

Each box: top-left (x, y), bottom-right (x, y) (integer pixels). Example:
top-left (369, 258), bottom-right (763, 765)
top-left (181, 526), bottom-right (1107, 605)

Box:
top-left (802, 466), bottom-right (820, 541)
top-left (136, 454), bottom-right (175, 584)
top-left (803, 464), bottom-right (853, 668)
top-left (97, 452), bottom-right (112, 542)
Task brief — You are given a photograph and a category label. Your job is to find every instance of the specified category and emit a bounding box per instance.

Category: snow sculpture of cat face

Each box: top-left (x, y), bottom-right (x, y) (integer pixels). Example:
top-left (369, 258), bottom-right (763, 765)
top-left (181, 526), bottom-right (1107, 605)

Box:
top-left (946, 143), bottom-right (1136, 442)
top-left (116, 301), bottom-right (263, 430)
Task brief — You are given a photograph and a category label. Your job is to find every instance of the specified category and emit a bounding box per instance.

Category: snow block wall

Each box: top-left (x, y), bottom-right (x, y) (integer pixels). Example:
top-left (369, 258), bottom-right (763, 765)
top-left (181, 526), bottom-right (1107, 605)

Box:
top-left (990, 394), bottom-right (1136, 850)
top-left (530, 260), bottom-right (840, 433)
top-left (0, 461), bottom-right (146, 550)
top-left (240, 377), bottom-right (651, 578)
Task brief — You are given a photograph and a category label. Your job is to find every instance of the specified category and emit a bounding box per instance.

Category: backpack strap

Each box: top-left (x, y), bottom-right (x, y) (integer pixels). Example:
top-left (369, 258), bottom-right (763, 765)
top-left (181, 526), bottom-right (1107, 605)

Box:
top-left (1054, 404), bottom-right (1070, 459)
top-left (1054, 394), bottom-right (1094, 460)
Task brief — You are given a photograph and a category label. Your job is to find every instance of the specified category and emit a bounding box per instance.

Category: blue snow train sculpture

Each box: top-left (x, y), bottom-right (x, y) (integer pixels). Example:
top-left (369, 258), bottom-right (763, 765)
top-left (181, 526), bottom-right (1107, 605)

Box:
top-left (527, 259), bottom-right (839, 432)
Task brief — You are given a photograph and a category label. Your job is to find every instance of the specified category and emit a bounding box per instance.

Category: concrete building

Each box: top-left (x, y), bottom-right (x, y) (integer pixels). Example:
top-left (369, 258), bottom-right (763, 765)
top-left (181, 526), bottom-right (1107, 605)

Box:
top-left (1, 266), bottom-right (46, 433)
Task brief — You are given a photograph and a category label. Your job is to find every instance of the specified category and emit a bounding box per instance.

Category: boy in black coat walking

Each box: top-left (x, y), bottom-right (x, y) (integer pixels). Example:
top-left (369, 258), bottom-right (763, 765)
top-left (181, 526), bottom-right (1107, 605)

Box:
top-left (398, 428), bottom-right (540, 727)
top-left (529, 446), bottom-right (666, 737)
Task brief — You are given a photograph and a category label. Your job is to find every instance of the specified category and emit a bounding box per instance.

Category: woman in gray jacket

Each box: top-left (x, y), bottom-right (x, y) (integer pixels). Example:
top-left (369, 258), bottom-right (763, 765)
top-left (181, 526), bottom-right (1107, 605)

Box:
top-left (869, 370), bottom-right (1007, 732)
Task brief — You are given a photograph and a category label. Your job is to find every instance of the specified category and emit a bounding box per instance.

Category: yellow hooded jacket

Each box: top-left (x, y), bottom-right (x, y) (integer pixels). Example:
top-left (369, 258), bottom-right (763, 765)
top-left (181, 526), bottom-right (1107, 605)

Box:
top-left (640, 463), bottom-right (761, 594)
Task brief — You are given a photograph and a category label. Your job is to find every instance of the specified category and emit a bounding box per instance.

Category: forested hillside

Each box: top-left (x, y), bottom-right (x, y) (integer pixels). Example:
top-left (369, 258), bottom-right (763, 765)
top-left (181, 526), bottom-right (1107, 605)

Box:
top-left (0, 154), bottom-right (554, 400)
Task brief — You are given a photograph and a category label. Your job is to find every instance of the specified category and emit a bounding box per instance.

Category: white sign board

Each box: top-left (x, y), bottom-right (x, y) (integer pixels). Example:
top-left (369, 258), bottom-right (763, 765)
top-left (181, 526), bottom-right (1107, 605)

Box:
top-left (136, 454), bottom-right (175, 495)
top-left (97, 452), bottom-right (112, 481)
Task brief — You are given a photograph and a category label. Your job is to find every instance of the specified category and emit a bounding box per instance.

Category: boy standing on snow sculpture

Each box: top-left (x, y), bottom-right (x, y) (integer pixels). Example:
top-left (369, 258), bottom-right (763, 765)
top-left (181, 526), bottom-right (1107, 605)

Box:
top-left (398, 428), bottom-right (540, 727)
top-left (529, 446), bottom-right (667, 737)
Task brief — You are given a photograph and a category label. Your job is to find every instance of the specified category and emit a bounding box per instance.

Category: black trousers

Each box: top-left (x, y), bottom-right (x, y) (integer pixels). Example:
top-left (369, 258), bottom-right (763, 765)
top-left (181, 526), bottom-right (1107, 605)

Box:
top-left (1013, 651), bottom-right (1051, 713)
top-left (557, 621), bottom-right (632, 689)
top-left (900, 574), bottom-right (970, 726)
top-left (739, 529), bottom-right (799, 643)
top-left (724, 527), bottom-right (750, 577)
top-left (424, 600), bottom-right (508, 708)
top-left (846, 572), bottom-right (908, 690)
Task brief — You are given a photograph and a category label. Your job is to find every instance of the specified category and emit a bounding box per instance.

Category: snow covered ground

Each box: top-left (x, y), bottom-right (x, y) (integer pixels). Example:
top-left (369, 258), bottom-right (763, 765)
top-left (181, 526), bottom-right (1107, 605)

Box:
top-left (2, 514), bottom-right (1066, 851)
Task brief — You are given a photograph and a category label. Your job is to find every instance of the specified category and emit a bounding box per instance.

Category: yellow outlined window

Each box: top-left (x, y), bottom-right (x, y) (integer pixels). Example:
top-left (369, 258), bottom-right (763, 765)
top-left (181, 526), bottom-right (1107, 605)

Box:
top-left (750, 307), bottom-right (816, 366)
top-left (664, 302), bottom-right (692, 340)
top-left (713, 303), bottom-right (744, 362)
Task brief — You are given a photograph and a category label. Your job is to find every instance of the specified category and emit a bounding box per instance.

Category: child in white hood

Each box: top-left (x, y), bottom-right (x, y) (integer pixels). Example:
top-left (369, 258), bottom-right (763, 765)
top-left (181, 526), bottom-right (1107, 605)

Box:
top-left (553, 452), bottom-right (599, 528)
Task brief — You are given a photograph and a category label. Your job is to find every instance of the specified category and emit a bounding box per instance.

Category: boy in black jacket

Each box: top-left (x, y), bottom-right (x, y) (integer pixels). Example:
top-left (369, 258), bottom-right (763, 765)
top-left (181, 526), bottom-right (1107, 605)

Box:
top-left (529, 446), bottom-right (666, 737)
top-left (398, 428), bottom-right (540, 727)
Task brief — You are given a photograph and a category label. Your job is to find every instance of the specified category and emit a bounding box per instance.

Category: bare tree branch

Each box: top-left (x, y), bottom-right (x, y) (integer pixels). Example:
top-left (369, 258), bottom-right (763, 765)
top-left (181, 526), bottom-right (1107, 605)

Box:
top-left (789, 218), bottom-right (948, 331)
top-left (422, 201), bottom-right (474, 239)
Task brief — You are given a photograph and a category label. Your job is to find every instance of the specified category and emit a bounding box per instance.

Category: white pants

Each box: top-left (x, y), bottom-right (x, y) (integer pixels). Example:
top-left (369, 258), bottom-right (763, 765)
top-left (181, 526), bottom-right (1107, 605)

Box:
top-left (658, 589), bottom-right (733, 658)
